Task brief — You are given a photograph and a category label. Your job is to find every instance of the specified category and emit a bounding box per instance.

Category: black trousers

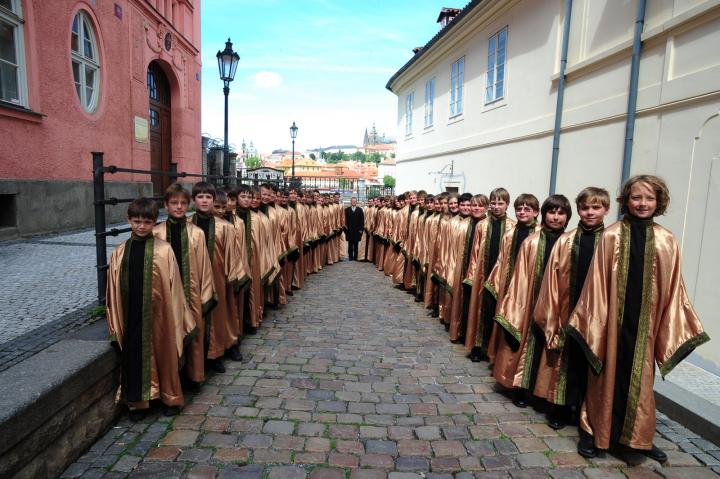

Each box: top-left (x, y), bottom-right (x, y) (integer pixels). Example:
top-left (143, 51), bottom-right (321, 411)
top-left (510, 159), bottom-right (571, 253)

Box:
top-left (347, 240), bottom-right (359, 260)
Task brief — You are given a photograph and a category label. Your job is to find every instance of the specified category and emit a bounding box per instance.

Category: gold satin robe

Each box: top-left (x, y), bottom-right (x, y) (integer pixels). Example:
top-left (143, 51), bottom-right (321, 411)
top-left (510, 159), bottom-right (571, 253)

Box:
top-left (463, 215), bottom-right (515, 350)
top-left (106, 237), bottom-right (194, 408)
top-left (484, 222), bottom-right (542, 361)
top-left (532, 225), bottom-right (602, 405)
top-left (392, 204), bottom-right (412, 284)
top-left (224, 213), bottom-right (252, 343)
top-left (291, 203), bottom-right (307, 289)
top-left (444, 216), bottom-right (477, 340)
top-left (383, 209), bottom-right (399, 275)
top-left (191, 215), bottom-right (241, 359)
top-left (492, 229), bottom-right (560, 390)
top-left (423, 213), bottom-right (444, 309)
top-left (153, 221), bottom-right (215, 383)
top-left (567, 219), bottom-right (709, 450)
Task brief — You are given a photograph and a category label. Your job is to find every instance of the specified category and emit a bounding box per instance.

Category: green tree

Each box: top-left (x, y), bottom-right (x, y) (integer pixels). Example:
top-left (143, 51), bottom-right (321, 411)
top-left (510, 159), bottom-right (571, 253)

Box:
top-left (351, 151), bottom-right (366, 163)
top-left (368, 152), bottom-right (382, 163)
top-left (325, 151), bottom-right (348, 164)
top-left (309, 153), bottom-right (316, 161)
top-left (245, 156), bottom-right (262, 169)
top-left (383, 175), bottom-right (396, 188)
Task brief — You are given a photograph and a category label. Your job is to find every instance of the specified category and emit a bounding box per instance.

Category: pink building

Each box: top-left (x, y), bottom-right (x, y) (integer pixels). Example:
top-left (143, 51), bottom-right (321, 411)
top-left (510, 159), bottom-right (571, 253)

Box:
top-left (0, 0), bottom-right (202, 238)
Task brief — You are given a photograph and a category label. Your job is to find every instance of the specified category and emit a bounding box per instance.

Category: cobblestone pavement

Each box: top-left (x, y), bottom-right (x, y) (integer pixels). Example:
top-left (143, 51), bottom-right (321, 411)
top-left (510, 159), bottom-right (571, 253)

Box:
top-left (0, 225), bottom-right (128, 345)
top-left (62, 260), bottom-right (720, 479)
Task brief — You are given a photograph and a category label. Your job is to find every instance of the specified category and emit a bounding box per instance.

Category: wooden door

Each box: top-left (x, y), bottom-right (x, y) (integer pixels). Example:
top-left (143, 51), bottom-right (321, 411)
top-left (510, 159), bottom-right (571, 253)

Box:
top-left (147, 62), bottom-right (171, 194)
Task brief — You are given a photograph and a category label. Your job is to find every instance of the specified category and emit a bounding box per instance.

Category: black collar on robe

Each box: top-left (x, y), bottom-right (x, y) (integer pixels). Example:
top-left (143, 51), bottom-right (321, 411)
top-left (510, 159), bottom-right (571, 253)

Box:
top-left (236, 207), bottom-right (249, 223)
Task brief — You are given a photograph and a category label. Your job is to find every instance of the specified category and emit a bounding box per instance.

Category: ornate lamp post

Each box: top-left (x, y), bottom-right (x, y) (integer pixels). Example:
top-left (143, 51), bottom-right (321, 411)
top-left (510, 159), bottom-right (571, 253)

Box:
top-left (216, 38), bottom-right (240, 182)
top-left (290, 121), bottom-right (298, 186)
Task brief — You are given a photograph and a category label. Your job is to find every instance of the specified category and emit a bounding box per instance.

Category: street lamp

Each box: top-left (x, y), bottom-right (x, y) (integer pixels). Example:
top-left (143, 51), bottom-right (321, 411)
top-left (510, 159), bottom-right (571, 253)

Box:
top-left (290, 121), bottom-right (298, 185)
top-left (216, 38), bottom-right (240, 182)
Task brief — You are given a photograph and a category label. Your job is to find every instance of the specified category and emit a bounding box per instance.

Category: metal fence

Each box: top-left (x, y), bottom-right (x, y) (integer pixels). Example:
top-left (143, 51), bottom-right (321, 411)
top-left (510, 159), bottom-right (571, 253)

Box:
top-left (92, 151), bottom-right (393, 303)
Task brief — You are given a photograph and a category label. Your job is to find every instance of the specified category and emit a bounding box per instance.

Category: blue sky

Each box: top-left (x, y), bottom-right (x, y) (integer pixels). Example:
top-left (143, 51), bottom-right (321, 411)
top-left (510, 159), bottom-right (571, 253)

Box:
top-left (200, 0), bottom-right (450, 155)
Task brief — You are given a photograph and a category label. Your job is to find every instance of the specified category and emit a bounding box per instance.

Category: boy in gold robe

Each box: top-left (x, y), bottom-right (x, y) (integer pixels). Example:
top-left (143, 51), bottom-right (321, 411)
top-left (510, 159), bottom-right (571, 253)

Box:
top-left (532, 187), bottom-right (610, 430)
top-left (190, 183), bottom-right (241, 374)
top-left (491, 195), bottom-right (571, 407)
top-left (567, 175), bottom-right (709, 461)
top-left (153, 184), bottom-right (215, 388)
top-left (484, 194), bottom-right (542, 367)
top-left (464, 188), bottom-right (515, 361)
top-left (423, 195), bottom-right (446, 315)
top-left (106, 198), bottom-right (194, 419)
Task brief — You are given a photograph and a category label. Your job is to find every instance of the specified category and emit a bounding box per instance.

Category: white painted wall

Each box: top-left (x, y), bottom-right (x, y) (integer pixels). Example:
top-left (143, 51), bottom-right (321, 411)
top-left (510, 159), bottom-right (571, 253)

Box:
top-left (390, 0), bottom-right (720, 373)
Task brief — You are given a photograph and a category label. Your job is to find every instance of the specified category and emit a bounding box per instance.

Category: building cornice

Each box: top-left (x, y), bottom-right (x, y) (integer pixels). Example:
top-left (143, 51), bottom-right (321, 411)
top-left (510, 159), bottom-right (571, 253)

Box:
top-left (387, 0), bottom-right (518, 93)
top-left (131, 0), bottom-right (200, 56)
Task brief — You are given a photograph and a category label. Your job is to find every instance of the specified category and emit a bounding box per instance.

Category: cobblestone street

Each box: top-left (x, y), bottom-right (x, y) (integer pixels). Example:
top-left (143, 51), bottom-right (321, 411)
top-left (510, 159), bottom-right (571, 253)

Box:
top-left (62, 260), bottom-right (720, 479)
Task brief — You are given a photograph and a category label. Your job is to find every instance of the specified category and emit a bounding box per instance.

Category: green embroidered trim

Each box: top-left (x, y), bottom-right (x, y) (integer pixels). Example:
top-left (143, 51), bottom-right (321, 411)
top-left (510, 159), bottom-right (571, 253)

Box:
top-left (462, 278), bottom-right (473, 287)
top-left (532, 231), bottom-right (548, 302)
top-left (616, 221), bottom-right (631, 328)
top-left (233, 274), bottom-right (251, 294)
top-left (620, 222), bottom-right (655, 445)
top-left (554, 345), bottom-right (569, 405)
top-left (245, 211), bottom-right (253, 262)
top-left (494, 314), bottom-right (521, 344)
top-left (564, 325), bottom-right (602, 375)
top-left (141, 237), bottom-right (154, 401)
top-left (484, 281), bottom-right (498, 299)
top-left (109, 332), bottom-right (118, 342)
top-left (166, 221), bottom-right (191, 303)
top-left (660, 331), bottom-right (710, 378)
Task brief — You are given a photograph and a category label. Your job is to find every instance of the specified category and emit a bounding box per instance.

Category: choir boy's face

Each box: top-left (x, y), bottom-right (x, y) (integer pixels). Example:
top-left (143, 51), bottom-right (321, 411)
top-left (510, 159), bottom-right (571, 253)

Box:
top-left (448, 198), bottom-right (459, 214)
top-left (251, 193), bottom-right (261, 209)
top-left (289, 190), bottom-right (298, 202)
top-left (578, 200), bottom-right (608, 228)
top-left (193, 193), bottom-right (214, 213)
top-left (418, 197), bottom-right (426, 208)
top-left (238, 192), bottom-right (251, 209)
top-left (440, 198), bottom-right (449, 213)
top-left (408, 193), bottom-right (418, 205)
top-left (128, 216), bottom-right (155, 237)
top-left (471, 202), bottom-right (487, 219)
top-left (459, 200), bottom-right (471, 216)
top-left (226, 196), bottom-right (237, 211)
top-left (260, 187), bottom-right (273, 204)
top-left (627, 181), bottom-right (657, 219)
top-left (213, 200), bottom-right (226, 217)
top-left (166, 194), bottom-right (188, 219)
top-left (489, 198), bottom-right (508, 217)
top-left (544, 208), bottom-right (568, 231)
top-left (515, 203), bottom-right (538, 224)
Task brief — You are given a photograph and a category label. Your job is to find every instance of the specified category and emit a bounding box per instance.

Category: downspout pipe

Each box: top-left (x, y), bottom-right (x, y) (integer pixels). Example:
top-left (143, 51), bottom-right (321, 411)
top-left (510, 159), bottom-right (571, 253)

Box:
top-left (549, 0), bottom-right (573, 195)
top-left (620, 0), bottom-right (647, 189)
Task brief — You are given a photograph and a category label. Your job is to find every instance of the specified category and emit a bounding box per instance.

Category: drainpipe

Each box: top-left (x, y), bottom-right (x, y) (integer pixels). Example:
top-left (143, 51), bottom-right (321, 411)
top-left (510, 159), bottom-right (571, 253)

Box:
top-left (620, 0), bottom-right (647, 189)
top-left (549, 0), bottom-right (573, 195)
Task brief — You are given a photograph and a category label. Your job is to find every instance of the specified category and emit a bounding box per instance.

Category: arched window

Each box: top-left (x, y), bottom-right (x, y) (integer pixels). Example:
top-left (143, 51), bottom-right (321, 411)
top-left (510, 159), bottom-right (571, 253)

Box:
top-left (71, 11), bottom-right (100, 112)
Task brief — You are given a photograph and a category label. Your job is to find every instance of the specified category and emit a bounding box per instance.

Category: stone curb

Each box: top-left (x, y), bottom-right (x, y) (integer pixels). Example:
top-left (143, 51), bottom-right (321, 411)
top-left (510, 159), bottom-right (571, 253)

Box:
top-left (655, 379), bottom-right (720, 446)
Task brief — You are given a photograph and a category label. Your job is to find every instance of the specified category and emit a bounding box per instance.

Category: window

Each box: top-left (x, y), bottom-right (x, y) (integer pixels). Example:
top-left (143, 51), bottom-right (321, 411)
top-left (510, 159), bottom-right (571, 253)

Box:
top-left (486, 27), bottom-right (507, 104)
top-left (424, 78), bottom-right (434, 128)
top-left (0, 0), bottom-right (26, 106)
top-left (71, 11), bottom-right (100, 112)
top-left (404, 92), bottom-right (413, 136)
top-left (450, 56), bottom-right (464, 117)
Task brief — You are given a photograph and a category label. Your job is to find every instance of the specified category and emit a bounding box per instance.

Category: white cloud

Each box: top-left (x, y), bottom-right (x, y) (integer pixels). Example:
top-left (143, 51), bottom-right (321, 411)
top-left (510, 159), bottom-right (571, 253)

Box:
top-left (254, 71), bottom-right (283, 89)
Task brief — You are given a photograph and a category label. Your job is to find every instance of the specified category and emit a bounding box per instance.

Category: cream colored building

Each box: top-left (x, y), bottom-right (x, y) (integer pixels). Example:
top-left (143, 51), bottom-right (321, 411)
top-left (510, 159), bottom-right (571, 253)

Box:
top-left (387, 0), bottom-right (720, 374)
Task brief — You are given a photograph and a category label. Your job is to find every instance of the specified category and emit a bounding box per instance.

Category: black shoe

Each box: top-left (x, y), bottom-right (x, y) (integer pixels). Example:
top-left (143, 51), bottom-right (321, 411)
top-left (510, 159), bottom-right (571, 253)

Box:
top-left (128, 409), bottom-right (148, 422)
top-left (468, 347), bottom-right (483, 362)
top-left (512, 390), bottom-right (527, 408)
top-left (394, 284), bottom-right (405, 290)
top-left (286, 290), bottom-right (294, 297)
top-left (547, 415), bottom-right (566, 430)
top-left (444, 323), bottom-right (450, 332)
top-left (428, 311), bottom-right (438, 318)
top-left (637, 444), bottom-right (667, 463)
top-left (228, 343), bottom-right (243, 361)
top-left (186, 380), bottom-right (201, 392)
top-left (577, 430), bottom-right (597, 458)
top-left (414, 296), bottom-right (423, 302)
top-left (162, 405), bottom-right (181, 417)
top-left (207, 359), bottom-right (226, 373)
top-left (450, 337), bottom-right (465, 344)
top-left (245, 325), bottom-right (257, 335)
top-left (291, 285), bottom-right (301, 291)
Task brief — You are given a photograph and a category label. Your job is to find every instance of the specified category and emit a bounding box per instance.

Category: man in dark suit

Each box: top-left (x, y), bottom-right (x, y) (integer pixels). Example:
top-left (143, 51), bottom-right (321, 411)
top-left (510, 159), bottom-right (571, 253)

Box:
top-left (344, 196), bottom-right (365, 261)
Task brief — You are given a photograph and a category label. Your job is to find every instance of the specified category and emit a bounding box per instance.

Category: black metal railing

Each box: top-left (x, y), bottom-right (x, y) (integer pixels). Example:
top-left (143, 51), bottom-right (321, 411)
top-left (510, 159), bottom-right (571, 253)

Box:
top-left (93, 152), bottom-right (394, 303)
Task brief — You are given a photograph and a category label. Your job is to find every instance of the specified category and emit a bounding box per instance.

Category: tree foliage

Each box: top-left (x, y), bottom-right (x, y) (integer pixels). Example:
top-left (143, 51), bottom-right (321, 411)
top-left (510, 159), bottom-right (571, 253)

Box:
top-left (383, 175), bottom-right (396, 188)
top-left (245, 156), bottom-right (262, 169)
top-left (323, 151), bottom-right (383, 164)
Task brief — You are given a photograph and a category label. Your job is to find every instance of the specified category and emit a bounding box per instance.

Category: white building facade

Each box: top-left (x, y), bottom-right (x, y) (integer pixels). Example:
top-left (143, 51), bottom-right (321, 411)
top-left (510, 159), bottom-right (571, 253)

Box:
top-left (387, 0), bottom-right (720, 373)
